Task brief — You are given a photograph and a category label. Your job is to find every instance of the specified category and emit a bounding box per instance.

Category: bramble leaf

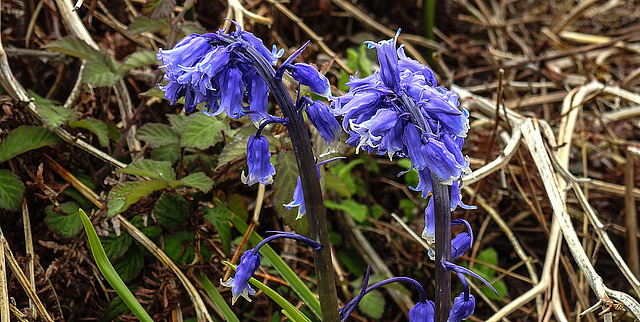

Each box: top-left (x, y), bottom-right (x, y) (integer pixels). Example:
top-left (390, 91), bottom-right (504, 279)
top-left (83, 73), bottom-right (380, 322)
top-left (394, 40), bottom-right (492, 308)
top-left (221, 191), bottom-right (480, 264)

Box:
top-left (43, 36), bottom-right (102, 61)
top-left (154, 192), bottom-right (189, 230)
top-left (136, 123), bottom-right (180, 148)
top-left (83, 59), bottom-right (120, 87)
top-left (118, 50), bottom-right (158, 74)
top-left (44, 202), bottom-right (83, 238)
top-left (180, 112), bottom-right (228, 149)
top-left (0, 126), bottom-right (59, 163)
top-left (118, 160), bottom-right (175, 181)
top-left (0, 170), bottom-right (25, 211)
top-left (202, 204), bottom-right (231, 256)
top-left (272, 151), bottom-right (308, 234)
top-left (70, 118), bottom-right (110, 147)
top-left (175, 172), bottom-right (213, 193)
top-left (30, 91), bottom-right (74, 127)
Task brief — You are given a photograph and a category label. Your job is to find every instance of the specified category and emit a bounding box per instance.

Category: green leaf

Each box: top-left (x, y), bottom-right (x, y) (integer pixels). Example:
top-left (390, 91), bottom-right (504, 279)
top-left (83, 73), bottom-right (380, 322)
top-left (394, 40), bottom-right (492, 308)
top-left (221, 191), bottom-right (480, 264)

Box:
top-left (128, 16), bottom-right (170, 35)
top-left (202, 204), bottom-right (231, 256)
top-left (0, 170), bottom-right (25, 211)
top-left (118, 50), bottom-right (158, 74)
top-left (107, 182), bottom-right (137, 217)
top-left (324, 171), bottom-right (351, 198)
top-left (102, 296), bottom-right (131, 322)
top-left (151, 144), bottom-right (181, 164)
top-left (164, 230), bottom-right (195, 264)
top-left (324, 199), bottom-right (369, 223)
top-left (123, 180), bottom-right (168, 209)
top-left (44, 202), bottom-right (83, 238)
top-left (0, 125), bottom-right (59, 163)
top-left (475, 247), bottom-right (499, 278)
top-left (101, 231), bottom-right (133, 261)
top-left (227, 194), bottom-right (248, 222)
top-left (78, 209), bottom-right (153, 322)
top-left (30, 91), bottom-right (74, 127)
top-left (136, 123), bottom-right (180, 148)
top-left (359, 290), bottom-right (385, 319)
top-left (118, 160), bottom-right (175, 181)
top-left (142, 0), bottom-right (176, 18)
top-left (167, 114), bottom-right (187, 135)
top-left (180, 22), bottom-right (207, 36)
top-left (482, 279), bottom-right (506, 300)
top-left (112, 247), bottom-right (145, 283)
top-left (230, 217), bottom-right (321, 320)
top-left (180, 112), bottom-right (228, 149)
top-left (43, 37), bottom-right (102, 61)
top-left (154, 192), bottom-right (189, 230)
top-left (83, 59), bottom-right (120, 87)
top-left (70, 118), bottom-right (110, 147)
top-left (175, 172), bottom-right (213, 193)
top-left (215, 135), bottom-right (247, 170)
top-left (272, 150), bottom-right (308, 234)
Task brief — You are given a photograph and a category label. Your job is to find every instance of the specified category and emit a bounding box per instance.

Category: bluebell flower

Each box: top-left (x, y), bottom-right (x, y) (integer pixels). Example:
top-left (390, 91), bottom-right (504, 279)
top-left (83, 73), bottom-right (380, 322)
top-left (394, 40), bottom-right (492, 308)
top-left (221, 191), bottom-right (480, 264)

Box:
top-left (331, 31), bottom-right (472, 201)
top-left (284, 176), bottom-right (306, 219)
top-left (422, 180), bottom-right (475, 245)
top-left (339, 265), bottom-right (432, 322)
top-left (290, 63), bottom-right (332, 98)
top-left (222, 232), bottom-right (321, 304)
top-left (221, 250), bottom-right (260, 304)
top-left (242, 135), bottom-right (276, 186)
top-left (409, 300), bottom-right (436, 322)
top-left (426, 218), bottom-right (473, 260)
top-left (284, 157), bottom-right (343, 219)
top-left (441, 260), bottom-right (499, 322)
top-left (305, 100), bottom-right (341, 154)
top-left (157, 22), bottom-right (281, 118)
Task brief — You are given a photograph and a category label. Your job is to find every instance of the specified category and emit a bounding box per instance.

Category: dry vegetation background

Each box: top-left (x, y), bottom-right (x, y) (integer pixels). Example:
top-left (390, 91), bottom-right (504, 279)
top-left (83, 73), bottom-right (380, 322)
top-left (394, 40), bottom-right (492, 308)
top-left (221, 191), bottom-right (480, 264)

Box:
top-left (1, 0), bottom-right (640, 321)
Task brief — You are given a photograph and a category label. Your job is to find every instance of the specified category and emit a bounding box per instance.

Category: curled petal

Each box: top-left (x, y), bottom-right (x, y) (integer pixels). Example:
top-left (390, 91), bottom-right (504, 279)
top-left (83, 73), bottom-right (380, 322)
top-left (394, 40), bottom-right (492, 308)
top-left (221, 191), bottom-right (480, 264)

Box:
top-left (284, 177), bottom-right (306, 219)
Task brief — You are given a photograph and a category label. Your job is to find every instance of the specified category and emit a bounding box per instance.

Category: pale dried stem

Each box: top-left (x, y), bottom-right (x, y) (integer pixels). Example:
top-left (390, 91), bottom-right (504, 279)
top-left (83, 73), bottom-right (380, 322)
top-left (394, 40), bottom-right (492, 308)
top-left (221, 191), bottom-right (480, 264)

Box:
top-left (0, 232), bottom-right (8, 322)
top-left (0, 228), bottom-right (54, 321)
top-left (21, 200), bottom-right (37, 320)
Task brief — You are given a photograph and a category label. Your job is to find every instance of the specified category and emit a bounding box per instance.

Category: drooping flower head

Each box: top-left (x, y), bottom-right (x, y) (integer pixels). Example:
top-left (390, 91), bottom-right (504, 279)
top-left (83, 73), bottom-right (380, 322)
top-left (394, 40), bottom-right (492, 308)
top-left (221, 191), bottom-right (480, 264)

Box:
top-left (222, 232), bottom-right (322, 304)
top-left (242, 134), bottom-right (276, 186)
top-left (331, 31), bottom-right (471, 199)
top-left (157, 21), bottom-right (283, 118)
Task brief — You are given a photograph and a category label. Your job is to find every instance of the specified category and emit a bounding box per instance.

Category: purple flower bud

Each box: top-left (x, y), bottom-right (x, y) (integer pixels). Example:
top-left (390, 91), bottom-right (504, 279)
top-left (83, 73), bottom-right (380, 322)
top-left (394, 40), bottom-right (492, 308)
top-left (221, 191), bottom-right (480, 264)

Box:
top-left (306, 100), bottom-right (342, 153)
top-left (450, 219), bottom-right (473, 259)
top-left (291, 63), bottom-right (332, 98)
top-left (409, 300), bottom-right (435, 322)
top-left (242, 135), bottom-right (275, 186)
top-left (240, 30), bottom-right (282, 64)
top-left (220, 250), bottom-right (260, 304)
top-left (448, 292), bottom-right (475, 322)
top-left (365, 30), bottom-right (401, 92)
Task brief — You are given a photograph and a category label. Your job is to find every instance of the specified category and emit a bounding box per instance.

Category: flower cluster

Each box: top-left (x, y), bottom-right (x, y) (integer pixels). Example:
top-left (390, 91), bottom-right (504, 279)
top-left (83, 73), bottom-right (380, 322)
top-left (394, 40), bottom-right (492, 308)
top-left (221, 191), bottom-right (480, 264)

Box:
top-left (157, 23), bottom-right (338, 188)
top-left (340, 222), bottom-right (496, 322)
top-left (329, 31), bottom-right (475, 244)
top-left (221, 232), bottom-right (323, 304)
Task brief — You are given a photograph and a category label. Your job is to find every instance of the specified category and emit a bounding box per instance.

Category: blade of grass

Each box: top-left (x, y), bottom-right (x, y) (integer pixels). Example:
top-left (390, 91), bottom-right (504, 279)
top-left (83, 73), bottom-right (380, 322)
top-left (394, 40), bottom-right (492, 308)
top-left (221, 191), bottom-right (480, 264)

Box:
top-left (223, 261), bottom-right (311, 322)
top-left (78, 209), bottom-right (153, 322)
top-left (229, 216), bottom-right (322, 319)
top-left (197, 272), bottom-right (240, 322)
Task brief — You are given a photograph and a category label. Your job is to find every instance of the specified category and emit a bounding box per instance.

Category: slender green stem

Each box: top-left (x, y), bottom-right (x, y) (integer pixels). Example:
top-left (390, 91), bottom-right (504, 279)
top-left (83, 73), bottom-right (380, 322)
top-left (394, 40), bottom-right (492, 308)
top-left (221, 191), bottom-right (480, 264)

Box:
top-left (243, 46), bottom-right (340, 321)
top-left (431, 174), bottom-right (451, 322)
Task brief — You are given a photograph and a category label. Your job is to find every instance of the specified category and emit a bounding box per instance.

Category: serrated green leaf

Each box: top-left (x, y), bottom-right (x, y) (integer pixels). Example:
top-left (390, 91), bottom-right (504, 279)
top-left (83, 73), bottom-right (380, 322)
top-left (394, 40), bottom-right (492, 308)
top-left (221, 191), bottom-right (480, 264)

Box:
top-left (118, 160), bottom-right (175, 181)
top-left (123, 180), bottom-right (168, 209)
top-left (167, 114), bottom-right (187, 135)
top-left (151, 144), bottom-right (181, 164)
top-left (101, 231), bottom-right (133, 262)
top-left (272, 151), bottom-right (308, 234)
top-left (202, 204), bottom-right (231, 256)
top-left (112, 247), bottom-right (145, 283)
top-left (118, 50), bottom-right (158, 75)
top-left (44, 202), bottom-right (83, 237)
top-left (164, 230), bottom-right (195, 264)
top-left (43, 36), bottom-right (102, 61)
top-left (324, 199), bottom-right (368, 223)
top-left (142, 0), bottom-right (176, 18)
top-left (175, 172), bottom-right (213, 192)
top-left (180, 112), bottom-right (228, 149)
top-left (136, 123), bottom-right (180, 148)
top-left (70, 118), bottom-right (110, 147)
top-left (128, 16), bottom-right (170, 35)
top-left (0, 170), bottom-right (25, 211)
top-left (0, 125), bottom-right (59, 163)
top-left (154, 192), bottom-right (189, 230)
top-left (215, 136), bottom-right (247, 170)
top-left (29, 91), bottom-right (74, 127)
top-left (359, 290), bottom-right (385, 319)
top-left (107, 182), bottom-right (137, 217)
top-left (83, 59), bottom-right (120, 87)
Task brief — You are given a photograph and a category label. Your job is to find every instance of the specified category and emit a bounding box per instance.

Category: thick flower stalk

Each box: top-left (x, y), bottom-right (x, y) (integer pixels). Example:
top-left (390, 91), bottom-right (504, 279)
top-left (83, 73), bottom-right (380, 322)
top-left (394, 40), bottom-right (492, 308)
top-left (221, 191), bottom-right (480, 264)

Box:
top-left (332, 32), bottom-right (481, 321)
top-left (221, 232), bottom-right (323, 304)
top-left (157, 23), bottom-right (340, 320)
